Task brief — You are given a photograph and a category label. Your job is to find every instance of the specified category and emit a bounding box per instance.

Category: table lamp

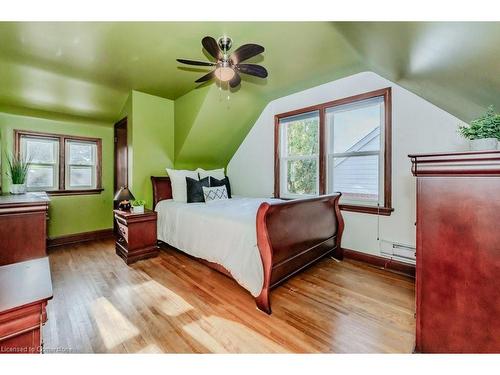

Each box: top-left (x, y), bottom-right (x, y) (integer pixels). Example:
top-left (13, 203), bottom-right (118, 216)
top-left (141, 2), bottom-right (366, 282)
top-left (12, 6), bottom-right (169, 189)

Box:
top-left (114, 187), bottom-right (135, 211)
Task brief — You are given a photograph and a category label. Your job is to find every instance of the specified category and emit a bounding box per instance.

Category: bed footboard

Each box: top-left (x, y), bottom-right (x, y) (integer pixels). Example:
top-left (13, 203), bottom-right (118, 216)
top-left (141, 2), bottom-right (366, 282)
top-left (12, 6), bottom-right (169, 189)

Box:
top-left (255, 194), bottom-right (344, 314)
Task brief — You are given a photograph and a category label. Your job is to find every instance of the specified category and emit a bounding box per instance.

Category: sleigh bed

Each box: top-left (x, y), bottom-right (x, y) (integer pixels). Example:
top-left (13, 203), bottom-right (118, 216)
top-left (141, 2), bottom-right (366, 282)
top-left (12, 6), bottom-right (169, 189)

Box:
top-left (151, 176), bottom-right (344, 314)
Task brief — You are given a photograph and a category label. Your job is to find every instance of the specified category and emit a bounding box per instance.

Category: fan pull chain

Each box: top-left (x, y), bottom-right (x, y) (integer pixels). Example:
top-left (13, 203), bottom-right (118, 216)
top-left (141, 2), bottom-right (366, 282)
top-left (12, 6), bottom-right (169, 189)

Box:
top-left (224, 37), bottom-right (229, 102)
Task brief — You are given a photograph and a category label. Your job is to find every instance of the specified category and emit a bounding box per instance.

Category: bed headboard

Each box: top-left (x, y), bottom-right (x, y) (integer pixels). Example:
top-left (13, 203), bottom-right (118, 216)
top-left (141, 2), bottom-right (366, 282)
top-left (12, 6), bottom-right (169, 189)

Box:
top-left (151, 176), bottom-right (172, 207)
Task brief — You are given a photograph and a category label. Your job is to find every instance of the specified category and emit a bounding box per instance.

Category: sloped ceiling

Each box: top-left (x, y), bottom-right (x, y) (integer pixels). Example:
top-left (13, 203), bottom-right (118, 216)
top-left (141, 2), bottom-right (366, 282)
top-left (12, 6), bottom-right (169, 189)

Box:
top-left (0, 22), bottom-right (498, 166)
top-left (334, 22), bottom-right (500, 121)
top-left (173, 23), bottom-right (364, 167)
top-left (0, 22), bottom-right (362, 122)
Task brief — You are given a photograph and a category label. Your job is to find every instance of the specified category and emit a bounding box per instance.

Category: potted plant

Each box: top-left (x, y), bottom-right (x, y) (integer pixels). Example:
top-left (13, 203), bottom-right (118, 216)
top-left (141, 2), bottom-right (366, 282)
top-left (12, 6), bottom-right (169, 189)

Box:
top-left (131, 200), bottom-right (146, 214)
top-left (458, 105), bottom-right (500, 151)
top-left (6, 153), bottom-right (31, 194)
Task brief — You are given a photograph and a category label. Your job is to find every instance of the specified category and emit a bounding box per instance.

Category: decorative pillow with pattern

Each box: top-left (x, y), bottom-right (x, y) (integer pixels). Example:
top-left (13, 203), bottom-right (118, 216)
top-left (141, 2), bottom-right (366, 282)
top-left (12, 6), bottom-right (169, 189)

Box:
top-left (202, 185), bottom-right (228, 203)
top-left (209, 176), bottom-right (232, 198)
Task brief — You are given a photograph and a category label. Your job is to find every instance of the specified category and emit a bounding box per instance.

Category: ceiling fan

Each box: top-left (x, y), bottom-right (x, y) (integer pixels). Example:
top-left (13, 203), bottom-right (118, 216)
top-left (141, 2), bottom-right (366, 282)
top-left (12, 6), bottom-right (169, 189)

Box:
top-left (176, 36), bottom-right (268, 88)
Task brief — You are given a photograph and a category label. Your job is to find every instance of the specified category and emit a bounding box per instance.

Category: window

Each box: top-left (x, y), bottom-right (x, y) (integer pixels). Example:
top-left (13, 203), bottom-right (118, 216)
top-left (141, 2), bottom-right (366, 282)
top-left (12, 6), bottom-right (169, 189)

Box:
top-left (275, 88), bottom-right (392, 215)
top-left (21, 135), bottom-right (60, 191)
top-left (326, 97), bottom-right (384, 204)
top-left (66, 140), bottom-right (98, 189)
top-left (16, 130), bottom-right (102, 195)
top-left (279, 111), bottom-right (320, 198)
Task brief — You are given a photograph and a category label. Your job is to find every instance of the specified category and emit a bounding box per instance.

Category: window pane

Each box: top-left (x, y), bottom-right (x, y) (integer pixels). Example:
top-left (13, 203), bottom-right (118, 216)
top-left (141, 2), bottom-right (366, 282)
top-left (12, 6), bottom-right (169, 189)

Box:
top-left (68, 141), bottom-right (95, 165)
top-left (24, 137), bottom-right (58, 163)
top-left (326, 98), bottom-right (382, 154)
top-left (287, 159), bottom-right (318, 195)
top-left (69, 166), bottom-right (94, 188)
top-left (27, 165), bottom-right (56, 189)
top-left (331, 155), bottom-right (379, 201)
top-left (280, 112), bottom-right (319, 156)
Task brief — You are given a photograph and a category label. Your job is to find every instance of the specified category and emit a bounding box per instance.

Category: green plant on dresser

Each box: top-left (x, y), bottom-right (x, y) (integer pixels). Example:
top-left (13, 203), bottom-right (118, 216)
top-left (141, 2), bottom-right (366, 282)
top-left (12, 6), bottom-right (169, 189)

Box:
top-left (5, 152), bottom-right (31, 194)
top-left (458, 105), bottom-right (500, 151)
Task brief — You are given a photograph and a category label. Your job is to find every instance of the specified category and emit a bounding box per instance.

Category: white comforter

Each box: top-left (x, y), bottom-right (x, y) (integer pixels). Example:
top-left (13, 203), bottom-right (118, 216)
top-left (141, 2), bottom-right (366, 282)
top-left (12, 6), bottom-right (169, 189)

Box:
top-left (155, 197), bottom-right (281, 296)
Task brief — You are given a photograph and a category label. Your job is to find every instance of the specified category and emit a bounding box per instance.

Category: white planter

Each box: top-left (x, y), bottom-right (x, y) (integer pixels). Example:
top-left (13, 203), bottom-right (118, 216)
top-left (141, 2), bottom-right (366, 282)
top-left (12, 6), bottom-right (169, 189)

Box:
top-left (131, 205), bottom-right (144, 214)
top-left (10, 183), bottom-right (26, 195)
top-left (470, 138), bottom-right (498, 151)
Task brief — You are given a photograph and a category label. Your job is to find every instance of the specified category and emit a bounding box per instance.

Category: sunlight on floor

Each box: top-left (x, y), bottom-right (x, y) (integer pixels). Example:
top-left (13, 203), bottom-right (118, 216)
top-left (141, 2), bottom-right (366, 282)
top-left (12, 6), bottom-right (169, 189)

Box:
top-left (135, 344), bottom-right (163, 353)
top-left (132, 280), bottom-right (194, 317)
top-left (91, 297), bottom-right (139, 350)
top-left (183, 315), bottom-right (289, 353)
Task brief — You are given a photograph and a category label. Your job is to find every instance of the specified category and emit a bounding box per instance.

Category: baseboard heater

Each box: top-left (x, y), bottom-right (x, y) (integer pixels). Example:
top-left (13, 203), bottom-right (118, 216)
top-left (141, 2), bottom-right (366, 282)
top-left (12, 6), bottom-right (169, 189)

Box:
top-left (380, 240), bottom-right (416, 264)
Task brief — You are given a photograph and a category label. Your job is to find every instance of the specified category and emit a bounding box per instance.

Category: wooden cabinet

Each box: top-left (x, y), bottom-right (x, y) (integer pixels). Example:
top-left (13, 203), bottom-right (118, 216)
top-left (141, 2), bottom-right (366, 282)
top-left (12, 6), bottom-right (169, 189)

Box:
top-left (0, 192), bottom-right (50, 266)
top-left (410, 151), bottom-right (500, 353)
top-left (0, 257), bottom-right (53, 354)
top-left (113, 209), bottom-right (158, 264)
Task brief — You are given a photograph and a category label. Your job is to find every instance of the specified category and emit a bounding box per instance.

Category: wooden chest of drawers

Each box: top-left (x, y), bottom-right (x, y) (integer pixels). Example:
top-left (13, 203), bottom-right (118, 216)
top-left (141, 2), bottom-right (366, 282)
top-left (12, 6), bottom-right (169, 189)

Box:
top-left (113, 209), bottom-right (159, 265)
top-left (410, 151), bottom-right (500, 353)
top-left (0, 193), bottom-right (49, 266)
top-left (0, 257), bottom-right (53, 354)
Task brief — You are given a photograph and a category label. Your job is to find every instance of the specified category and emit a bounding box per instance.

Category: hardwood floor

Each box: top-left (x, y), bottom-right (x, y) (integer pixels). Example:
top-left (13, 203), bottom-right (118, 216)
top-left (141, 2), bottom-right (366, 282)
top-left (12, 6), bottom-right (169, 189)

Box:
top-left (44, 239), bottom-right (415, 353)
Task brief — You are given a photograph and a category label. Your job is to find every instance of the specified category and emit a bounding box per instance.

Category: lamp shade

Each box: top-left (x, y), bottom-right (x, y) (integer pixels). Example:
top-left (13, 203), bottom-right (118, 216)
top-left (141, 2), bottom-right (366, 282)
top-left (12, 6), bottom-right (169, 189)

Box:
top-left (114, 187), bottom-right (135, 202)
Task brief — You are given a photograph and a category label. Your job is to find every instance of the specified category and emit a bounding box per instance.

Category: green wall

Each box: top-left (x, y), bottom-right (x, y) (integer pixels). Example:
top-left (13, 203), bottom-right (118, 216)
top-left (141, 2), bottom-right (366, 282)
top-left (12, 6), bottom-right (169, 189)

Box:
top-left (174, 85), bottom-right (268, 170)
top-left (119, 91), bottom-right (175, 210)
top-left (131, 91), bottom-right (174, 209)
top-left (0, 89), bottom-right (173, 238)
top-left (0, 112), bottom-right (114, 238)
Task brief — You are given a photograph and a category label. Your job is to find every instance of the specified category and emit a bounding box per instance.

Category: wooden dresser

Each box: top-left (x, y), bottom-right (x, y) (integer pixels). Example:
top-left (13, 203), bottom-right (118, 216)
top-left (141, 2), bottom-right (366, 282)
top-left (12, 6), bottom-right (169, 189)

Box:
top-left (0, 257), bottom-right (53, 353)
top-left (409, 150), bottom-right (500, 353)
top-left (0, 192), bottom-right (50, 266)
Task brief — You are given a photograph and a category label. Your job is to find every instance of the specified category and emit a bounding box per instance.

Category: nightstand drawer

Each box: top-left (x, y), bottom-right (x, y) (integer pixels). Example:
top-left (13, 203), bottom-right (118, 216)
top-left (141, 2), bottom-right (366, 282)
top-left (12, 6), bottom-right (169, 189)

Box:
top-left (116, 220), bottom-right (128, 243)
top-left (114, 214), bottom-right (128, 226)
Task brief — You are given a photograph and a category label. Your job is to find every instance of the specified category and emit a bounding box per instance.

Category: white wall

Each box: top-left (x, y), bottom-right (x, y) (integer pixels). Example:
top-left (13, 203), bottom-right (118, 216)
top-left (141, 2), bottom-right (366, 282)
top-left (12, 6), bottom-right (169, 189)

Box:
top-left (227, 71), bottom-right (468, 256)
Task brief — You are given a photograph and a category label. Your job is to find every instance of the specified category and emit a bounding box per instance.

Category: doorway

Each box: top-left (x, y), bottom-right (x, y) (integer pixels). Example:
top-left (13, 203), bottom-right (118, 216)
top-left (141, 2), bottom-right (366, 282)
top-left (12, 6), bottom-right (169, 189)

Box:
top-left (114, 116), bottom-right (128, 235)
top-left (114, 117), bottom-right (128, 196)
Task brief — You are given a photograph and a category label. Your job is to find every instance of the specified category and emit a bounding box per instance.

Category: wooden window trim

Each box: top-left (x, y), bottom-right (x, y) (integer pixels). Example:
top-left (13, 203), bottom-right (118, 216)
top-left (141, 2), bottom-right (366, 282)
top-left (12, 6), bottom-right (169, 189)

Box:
top-left (274, 87), bottom-right (393, 216)
top-left (14, 130), bottom-right (103, 196)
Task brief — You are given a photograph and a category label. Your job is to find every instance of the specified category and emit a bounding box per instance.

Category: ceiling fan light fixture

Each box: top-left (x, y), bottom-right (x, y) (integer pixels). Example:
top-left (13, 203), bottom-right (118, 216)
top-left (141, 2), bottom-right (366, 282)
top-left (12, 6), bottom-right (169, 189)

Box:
top-left (177, 35), bottom-right (267, 88)
top-left (214, 66), bottom-right (235, 82)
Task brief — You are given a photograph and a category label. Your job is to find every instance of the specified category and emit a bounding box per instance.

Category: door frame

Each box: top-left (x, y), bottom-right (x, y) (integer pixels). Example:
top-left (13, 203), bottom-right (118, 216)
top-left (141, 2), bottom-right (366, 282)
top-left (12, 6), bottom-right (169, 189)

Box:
top-left (114, 117), bottom-right (128, 195)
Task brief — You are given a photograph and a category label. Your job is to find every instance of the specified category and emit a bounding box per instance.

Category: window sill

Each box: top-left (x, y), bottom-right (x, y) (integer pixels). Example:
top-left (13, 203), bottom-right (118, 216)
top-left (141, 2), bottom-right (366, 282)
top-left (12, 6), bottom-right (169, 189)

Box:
top-left (340, 204), bottom-right (393, 216)
top-left (45, 189), bottom-right (104, 196)
top-left (276, 195), bottom-right (393, 216)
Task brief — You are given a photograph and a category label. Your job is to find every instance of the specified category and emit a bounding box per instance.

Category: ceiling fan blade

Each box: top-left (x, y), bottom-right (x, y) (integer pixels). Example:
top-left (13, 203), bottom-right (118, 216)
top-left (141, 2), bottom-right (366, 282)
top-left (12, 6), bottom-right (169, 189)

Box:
top-left (195, 71), bottom-right (216, 83)
top-left (230, 44), bottom-right (264, 64)
top-left (202, 36), bottom-right (222, 60)
top-left (229, 72), bottom-right (241, 88)
top-left (177, 58), bottom-right (216, 67)
top-left (237, 64), bottom-right (268, 78)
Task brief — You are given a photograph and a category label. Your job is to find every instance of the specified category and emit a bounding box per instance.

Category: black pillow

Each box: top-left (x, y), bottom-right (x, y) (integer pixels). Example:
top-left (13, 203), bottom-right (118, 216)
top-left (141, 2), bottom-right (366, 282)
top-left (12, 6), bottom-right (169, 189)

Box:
top-left (209, 176), bottom-right (232, 198)
top-left (186, 176), bottom-right (209, 203)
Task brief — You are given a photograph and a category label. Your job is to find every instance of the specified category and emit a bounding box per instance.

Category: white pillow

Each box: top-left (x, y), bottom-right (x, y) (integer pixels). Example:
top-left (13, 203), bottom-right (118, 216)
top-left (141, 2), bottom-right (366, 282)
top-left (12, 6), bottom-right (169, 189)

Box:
top-left (166, 168), bottom-right (198, 203)
top-left (197, 167), bottom-right (225, 180)
top-left (202, 185), bottom-right (228, 203)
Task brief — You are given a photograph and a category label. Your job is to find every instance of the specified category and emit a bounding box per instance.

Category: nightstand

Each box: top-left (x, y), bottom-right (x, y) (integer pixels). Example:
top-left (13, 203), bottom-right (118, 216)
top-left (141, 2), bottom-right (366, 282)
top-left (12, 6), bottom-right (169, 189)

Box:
top-left (113, 209), bottom-right (159, 265)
